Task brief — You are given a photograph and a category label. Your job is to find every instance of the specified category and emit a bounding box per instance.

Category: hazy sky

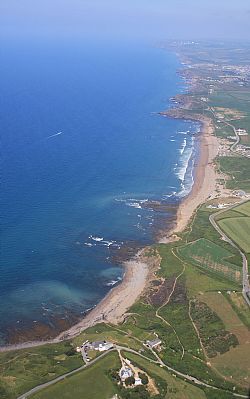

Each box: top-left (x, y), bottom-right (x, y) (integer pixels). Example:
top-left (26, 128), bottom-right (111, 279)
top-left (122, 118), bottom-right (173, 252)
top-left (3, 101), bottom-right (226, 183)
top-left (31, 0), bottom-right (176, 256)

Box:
top-left (1, 0), bottom-right (250, 42)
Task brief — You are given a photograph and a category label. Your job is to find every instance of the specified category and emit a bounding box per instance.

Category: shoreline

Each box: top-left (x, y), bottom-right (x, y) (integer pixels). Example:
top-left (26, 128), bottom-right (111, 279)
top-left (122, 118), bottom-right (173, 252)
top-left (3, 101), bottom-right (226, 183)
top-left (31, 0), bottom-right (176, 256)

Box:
top-left (0, 249), bottom-right (160, 352)
top-left (56, 248), bottom-right (158, 341)
top-left (0, 114), bottom-right (218, 353)
top-left (159, 112), bottom-right (219, 242)
top-left (0, 58), bottom-right (219, 354)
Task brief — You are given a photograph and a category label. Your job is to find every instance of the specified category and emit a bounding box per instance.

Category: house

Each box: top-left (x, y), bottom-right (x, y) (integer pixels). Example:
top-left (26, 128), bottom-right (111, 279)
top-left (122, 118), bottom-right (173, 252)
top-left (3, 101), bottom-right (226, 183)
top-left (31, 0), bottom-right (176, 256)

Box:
top-left (134, 377), bottom-right (142, 386)
top-left (146, 338), bottom-right (162, 349)
top-left (233, 190), bottom-right (246, 198)
top-left (119, 367), bottom-right (133, 382)
top-left (91, 340), bottom-right (114, 352)
top-left (236, 129), bottom-right (248, 136)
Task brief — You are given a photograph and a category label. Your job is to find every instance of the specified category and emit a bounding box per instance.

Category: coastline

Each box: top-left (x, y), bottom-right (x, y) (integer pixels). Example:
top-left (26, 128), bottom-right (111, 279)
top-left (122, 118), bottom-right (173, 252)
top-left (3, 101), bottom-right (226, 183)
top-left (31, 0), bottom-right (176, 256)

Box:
top-left (0, 113), bottom-right (218, 353)
top-left (159, 112), bottom-right (219, 242)
top-left (60, 107), bottom-right (219, 343)
top-left (0, 56), bottom-right (219, 353)
top-left (0, 249), bottom-right (160, 352)
top-left (56, 248), bottom-right (159, 341)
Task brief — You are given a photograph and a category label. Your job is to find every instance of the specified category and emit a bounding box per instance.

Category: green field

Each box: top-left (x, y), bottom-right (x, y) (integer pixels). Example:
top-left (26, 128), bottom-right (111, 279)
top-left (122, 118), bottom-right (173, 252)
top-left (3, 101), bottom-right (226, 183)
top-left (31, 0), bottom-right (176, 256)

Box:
top-left (123, 352), bottom-right (207, 399)
top-left (31, 352), bottom-right (120, 399)
top-left (209, 91), bottom-right (250, 113)
top-left (178, 238), bottom-right (242, 283)
top-left (190, 300), bottom-right (238, 358)
top-left (215, 209), bottom-right (245, 221)
top-left (218, 217), bottom-right (250, 253)
top-left (230, 201), bottom-right (250, 217)
top-left (218, 157), bottom-right (250, 192)
top-left (0, 342), bottom-right (82, 399)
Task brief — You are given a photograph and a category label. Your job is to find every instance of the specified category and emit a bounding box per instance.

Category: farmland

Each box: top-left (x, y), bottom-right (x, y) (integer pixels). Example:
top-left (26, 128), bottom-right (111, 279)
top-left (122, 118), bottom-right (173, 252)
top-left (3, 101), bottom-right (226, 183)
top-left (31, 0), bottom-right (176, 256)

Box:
top-left (0, 342), bottom-right (82, 399)
top-left (123, 352), bottom-right (207, 399)
top-left (218, 216), bottom-right (250, 253)
top-left (218, 158), bottom-right (250, 192)
top-left (231, 201), bottom-right (250, 217)
top-left (214, 201), bottom-right (250, 253)
top-left (1, 42), bottom-right (250, 399)
top-left (31, 352), bottom-right (120, 399)
top-left (223, 291), bottom-right (250, 329)
top-left (177, 238), bottom-right (242, 283)
top-left (190, 299), bottom-right (238, 358)
top-left (196, 292), bottom-right (250, 388)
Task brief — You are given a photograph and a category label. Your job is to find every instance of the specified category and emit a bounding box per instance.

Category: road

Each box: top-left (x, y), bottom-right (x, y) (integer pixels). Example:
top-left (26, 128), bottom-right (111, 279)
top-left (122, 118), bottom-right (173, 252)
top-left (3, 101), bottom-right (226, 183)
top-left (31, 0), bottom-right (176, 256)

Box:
top-left (224, 121), bottom-right (240, 152)
top-left (17, 344), bottom-right (249, 399)
top-left (16, 200), bottom-right (250, 399)
top-left (206, 108), bottom-right (250, 304)
top-left (209, 200), bottom-right (250, 307)
top-left (207, 108), bottom-right (247, 156)
top-left (17, 349), bottom-right (117, 399)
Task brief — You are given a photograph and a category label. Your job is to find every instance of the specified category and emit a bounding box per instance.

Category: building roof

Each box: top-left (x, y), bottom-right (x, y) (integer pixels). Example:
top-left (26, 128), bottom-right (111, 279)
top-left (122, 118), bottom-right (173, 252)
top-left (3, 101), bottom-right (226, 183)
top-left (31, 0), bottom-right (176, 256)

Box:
top-left (91, 340), bottom-right (106, 349)
top-left (92, 340), bottom-right (106, 346)
top-left (146, 338), bottom-right (162, 347)
top-left (120, 367), bottom-right (133, 380)
top-left (91, 340), bottom-right (113, 351)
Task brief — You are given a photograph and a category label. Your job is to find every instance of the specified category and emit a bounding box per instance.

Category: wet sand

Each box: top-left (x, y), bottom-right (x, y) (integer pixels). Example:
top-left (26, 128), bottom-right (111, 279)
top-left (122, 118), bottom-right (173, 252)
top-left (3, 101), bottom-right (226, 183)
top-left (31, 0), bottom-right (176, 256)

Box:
top-left (0, 73), bottom-right (220, 353)
top-left (160, 115), bottom-right (219, 242)
top-left (0, 112), bottom-right (218, 352)
top-left (79, 114), bottom-right (220, 336)
top-left (57, 250), bottom-right (152, 340)
top-left (0, 249), bottom-right (158, 351)
top-left (0, 116), bottom-right (218, 353)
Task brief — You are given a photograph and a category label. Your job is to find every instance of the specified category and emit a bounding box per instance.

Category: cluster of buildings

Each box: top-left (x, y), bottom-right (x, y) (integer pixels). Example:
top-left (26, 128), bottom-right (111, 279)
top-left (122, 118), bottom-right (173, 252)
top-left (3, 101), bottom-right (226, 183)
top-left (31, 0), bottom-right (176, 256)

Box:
top-left (207, 203), bottom-right (231, 210)
top-left (218, 138), bottom-right (235, 157)
top-left (235, 144), bottom-right (250, 158)
top-left (76, 340), bottom-right (114, 362)
top-left (119, 358), bottom-right (143, 386)
top-left (236, 129), bottom-right (248, 136)
top-left (90, 340), bottom-right (114, 352)
top-left (217, 130), bottom-right (250, 159)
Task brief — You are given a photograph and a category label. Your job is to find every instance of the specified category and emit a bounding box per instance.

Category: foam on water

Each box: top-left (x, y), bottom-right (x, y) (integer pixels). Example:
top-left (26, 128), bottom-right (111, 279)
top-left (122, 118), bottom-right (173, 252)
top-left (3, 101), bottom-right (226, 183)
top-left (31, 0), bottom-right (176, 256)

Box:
top-left (175, 134), bottom-right (197, 198)
top-left (0, 39), bottom-right (201, 343)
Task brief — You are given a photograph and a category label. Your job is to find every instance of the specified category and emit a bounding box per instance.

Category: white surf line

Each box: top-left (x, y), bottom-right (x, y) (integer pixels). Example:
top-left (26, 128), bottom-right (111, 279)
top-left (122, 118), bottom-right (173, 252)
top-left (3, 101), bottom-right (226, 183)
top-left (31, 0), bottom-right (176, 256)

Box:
top-left (47, 131), bottom-right (63, 139)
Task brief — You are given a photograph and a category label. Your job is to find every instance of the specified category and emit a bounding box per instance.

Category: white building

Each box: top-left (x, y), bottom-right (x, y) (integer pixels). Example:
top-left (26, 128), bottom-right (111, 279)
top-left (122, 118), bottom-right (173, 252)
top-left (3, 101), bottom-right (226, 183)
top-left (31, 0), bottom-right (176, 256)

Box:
top-left (91, 341), bottom-right (114, 352)
top-left (119, 367), bottom-right (133, 382)
top-left (236, 129), bottom-right (248, 136)
top-left (134, 377), bottom-right (142, 386)
top-left (146, 338), bottom-right (162, 349)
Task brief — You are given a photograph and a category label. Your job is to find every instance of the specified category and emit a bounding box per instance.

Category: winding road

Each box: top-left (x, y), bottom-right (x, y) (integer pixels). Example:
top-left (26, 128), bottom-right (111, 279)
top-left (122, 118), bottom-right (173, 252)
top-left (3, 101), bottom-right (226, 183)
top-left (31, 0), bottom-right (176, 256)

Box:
top-left (16, 201), bottom-right (250, 399)
top-left (17, 344), bottom-right (249, 399)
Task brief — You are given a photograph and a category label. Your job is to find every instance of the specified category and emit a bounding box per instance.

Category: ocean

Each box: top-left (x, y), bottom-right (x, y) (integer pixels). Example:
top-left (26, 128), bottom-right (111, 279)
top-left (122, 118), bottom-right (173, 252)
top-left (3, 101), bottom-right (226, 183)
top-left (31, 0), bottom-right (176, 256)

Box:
top-left (0, 39), bottom-right (199, 345)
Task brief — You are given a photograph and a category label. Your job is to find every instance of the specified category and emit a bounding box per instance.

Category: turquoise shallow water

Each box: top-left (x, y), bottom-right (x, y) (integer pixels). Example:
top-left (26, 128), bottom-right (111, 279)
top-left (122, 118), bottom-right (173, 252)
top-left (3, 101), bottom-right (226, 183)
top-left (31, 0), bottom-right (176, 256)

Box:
top-left (0, 39), bottom-right (199, 344)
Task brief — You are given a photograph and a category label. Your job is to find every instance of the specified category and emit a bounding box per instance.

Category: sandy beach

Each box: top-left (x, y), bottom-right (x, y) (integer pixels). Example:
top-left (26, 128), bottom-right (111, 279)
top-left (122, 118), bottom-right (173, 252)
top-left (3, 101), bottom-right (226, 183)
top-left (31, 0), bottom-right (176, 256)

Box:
top-left (0, 78), bottom-right (219, 354)
top-left (67, 114), bottom-right (220, 337)
top-left (0, 249), bottom-right (158, 351)
top-left (160, 115), bottom-right (219, 242)
top-left (56, 249), bottom-right (155, 341)
top-left (0, 114), bottom-right (218, 353)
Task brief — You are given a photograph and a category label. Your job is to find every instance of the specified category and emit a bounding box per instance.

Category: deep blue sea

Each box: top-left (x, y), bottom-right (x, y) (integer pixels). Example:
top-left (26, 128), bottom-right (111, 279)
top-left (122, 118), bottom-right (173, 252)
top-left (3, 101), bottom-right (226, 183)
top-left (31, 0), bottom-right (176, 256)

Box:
top-left (0, 39), bottom-right (199, 344)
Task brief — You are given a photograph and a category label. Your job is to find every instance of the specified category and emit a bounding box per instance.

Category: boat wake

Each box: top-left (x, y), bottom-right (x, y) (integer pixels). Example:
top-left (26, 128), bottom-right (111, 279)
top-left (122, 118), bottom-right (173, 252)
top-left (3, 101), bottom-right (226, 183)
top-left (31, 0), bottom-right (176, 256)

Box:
top-left (47, 131), bottom-right (63, 139)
